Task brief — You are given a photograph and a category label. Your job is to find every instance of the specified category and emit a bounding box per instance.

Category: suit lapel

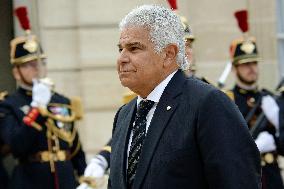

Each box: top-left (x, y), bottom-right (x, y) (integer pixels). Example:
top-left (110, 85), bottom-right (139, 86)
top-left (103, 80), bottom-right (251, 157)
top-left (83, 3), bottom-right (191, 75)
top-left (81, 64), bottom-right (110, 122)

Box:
top-left (133, 70), bottom-right (186, 189)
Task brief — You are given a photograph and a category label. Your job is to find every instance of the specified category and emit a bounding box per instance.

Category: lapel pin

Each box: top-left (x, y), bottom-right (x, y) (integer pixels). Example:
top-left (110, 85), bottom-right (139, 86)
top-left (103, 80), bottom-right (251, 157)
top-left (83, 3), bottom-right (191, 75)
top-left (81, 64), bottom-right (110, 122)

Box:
top-left (166, 106), bottom-right (171, 111)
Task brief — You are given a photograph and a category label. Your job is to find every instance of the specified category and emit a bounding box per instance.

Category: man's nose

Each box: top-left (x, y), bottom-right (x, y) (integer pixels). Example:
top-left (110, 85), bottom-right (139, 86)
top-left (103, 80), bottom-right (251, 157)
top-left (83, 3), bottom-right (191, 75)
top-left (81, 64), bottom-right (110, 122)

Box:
top-left (248, 65), bottom-right (256, 72)
top-left (118, 50), bottom-right (130, 64)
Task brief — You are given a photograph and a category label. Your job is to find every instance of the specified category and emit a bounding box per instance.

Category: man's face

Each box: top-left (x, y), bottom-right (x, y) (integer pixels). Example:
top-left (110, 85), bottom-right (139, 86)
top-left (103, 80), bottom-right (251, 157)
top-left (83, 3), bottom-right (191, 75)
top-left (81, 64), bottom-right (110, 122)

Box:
top-left (117, 26), bottom-right (165, 96)
top-left (185, 38), bottom-right (193, 63)
top-left (184, 38), bottom-right (195, 76)
top-left (13, 59), bottom-right (47, 85)
top-left (235, 61), bottom-right (258, 85)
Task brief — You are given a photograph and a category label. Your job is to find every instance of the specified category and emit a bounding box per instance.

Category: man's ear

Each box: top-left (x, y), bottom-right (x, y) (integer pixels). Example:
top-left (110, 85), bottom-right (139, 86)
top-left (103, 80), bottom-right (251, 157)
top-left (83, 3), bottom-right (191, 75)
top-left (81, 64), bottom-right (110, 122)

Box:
top-left (12, 67), bottom-right (20, 81)
top-left (163, 44), bottom-right (178, 67)
top-left (232, 65), bottom-right (237, 74)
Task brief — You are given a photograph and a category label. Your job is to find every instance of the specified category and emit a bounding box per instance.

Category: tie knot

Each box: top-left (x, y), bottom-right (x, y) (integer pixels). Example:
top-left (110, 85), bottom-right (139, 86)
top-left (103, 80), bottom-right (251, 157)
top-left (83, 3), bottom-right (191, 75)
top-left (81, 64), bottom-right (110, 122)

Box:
top-left (137, 100), bottom-right (155, 117)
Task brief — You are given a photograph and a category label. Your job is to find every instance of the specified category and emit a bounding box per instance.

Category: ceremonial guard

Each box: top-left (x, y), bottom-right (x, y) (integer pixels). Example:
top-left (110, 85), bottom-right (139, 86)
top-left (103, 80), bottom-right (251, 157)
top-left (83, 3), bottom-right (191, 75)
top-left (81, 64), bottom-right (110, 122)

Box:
top-left (226, 10), bottom-right (284, 189)
top-left (0, 7), bottom-right (86, 189)
top-left (181, 16), bottom-right (198, 76)
top-left (0, 91), bottom-right (10, 189)
top-left (276, 83), bottom-right (284, 154)
top-left (180, 16), bottom-right (211, 84)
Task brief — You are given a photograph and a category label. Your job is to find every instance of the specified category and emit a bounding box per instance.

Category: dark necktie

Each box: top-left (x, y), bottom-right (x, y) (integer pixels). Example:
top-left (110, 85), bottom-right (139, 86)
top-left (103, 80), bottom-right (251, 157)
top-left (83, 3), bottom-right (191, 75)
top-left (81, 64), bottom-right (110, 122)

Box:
top-left (127, 99), bottom-right (155, 187)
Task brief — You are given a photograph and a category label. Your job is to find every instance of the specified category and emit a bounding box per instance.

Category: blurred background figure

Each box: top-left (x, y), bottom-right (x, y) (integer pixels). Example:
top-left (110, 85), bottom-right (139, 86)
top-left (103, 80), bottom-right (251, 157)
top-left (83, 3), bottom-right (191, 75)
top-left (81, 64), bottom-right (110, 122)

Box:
top-left (181, 16), bottom-right (196, 76)
top-left (0, 91), bottom-right (10, 189)
top-left (0, 6), bottom-right (86, 189)
top-left (225, 9), bottom-right (284, 189)
top-left (167, 0), bottom-right (196, 77)
top-left (277, 83), bottom-right (284, 156)
top-left (167, 0), bottom-right (212, 86)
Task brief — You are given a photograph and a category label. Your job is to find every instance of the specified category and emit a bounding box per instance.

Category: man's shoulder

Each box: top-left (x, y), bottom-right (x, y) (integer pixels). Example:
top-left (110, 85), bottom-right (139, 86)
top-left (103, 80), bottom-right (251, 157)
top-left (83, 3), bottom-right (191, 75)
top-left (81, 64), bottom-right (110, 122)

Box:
top-left (183, 77), bottom-right (218, 98)
top-left (0, 90), bottom-right (23, 106)
top-left (0, 91), bottom-right (8, 101)
top-left (0, 92), bottom-right (22, 113)
top-left (182, 77), bottom-right (235, 110)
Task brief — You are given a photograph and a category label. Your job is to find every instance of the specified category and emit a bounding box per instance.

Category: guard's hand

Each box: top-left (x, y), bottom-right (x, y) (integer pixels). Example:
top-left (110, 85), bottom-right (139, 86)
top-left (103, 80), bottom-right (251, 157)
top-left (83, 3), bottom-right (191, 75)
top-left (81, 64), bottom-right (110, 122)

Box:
top-left (77, 176), bottom-right (106, 189)
top-left (76, 183), bottom-right (93, 189)
top-left (255, 131), bottom-right (276, 153)
top-left (261, 95), bottom-right (279, 129)
top-left (31, 79), bottom-right (52, 108)
top-left (84, 155), bottom-right (107, 178)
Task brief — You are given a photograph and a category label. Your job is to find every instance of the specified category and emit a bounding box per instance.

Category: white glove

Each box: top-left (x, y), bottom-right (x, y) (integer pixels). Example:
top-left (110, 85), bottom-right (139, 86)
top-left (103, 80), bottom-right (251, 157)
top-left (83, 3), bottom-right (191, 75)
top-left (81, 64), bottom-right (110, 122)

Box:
top-left (255, 131), bottom-right (276, 153)
top-left (76, 183), bottom-right (92, 189)
top-left (261, 95), bottom-right (280, 130)
top-left (31, 79), bottom-right (52, 108)
top-left (84, 155), bottom-right (108, 178)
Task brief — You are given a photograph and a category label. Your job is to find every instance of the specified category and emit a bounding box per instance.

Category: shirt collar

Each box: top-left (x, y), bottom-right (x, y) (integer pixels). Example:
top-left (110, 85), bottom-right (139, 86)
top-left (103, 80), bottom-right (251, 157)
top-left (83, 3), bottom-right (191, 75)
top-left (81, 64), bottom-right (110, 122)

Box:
top-left (137, 70), bottom-right (177, 105)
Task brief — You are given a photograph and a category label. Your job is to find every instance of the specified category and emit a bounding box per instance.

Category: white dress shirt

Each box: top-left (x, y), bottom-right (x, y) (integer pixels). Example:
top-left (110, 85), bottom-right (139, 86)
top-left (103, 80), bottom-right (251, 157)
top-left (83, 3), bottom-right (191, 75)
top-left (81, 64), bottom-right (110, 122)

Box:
top-left (127, 70), bottom-right (177, 161)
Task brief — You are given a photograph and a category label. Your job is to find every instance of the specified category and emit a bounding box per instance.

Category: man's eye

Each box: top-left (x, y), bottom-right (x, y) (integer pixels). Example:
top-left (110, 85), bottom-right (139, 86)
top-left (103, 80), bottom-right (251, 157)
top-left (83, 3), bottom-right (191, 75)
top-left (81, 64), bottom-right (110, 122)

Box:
top-left (130, 46), bottom-right (139, 51)
top-left (118, 48), bottom-right (123, 53)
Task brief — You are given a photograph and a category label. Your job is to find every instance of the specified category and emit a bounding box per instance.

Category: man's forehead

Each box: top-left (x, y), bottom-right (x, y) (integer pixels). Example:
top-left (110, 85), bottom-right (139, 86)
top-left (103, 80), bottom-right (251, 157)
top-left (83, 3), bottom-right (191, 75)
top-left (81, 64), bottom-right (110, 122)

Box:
top-left (118, 38), bottom-right (146, 47)
top-left (22, 60), bottom-right (38, 65)
top-left (119, 27), bottom-right (149, 43)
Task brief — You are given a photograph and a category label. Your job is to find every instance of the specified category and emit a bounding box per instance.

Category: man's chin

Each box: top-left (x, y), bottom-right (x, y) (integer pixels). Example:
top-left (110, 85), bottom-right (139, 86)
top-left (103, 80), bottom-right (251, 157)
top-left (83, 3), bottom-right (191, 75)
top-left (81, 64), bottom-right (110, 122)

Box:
top-left (243, 79), bottom-right (257, 85)
top-left (120, 79), bottom-right (132, 88)
top-left (237, 73), bottom-right (257, 86)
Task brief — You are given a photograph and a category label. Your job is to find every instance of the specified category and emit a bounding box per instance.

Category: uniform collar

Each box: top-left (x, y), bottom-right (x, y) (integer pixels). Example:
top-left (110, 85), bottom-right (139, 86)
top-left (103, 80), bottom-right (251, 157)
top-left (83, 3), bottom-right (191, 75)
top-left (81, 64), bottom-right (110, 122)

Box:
top-left (235, 84), bottom-right (258, 94)
top-left (18, 86), bottom-right (32, 96)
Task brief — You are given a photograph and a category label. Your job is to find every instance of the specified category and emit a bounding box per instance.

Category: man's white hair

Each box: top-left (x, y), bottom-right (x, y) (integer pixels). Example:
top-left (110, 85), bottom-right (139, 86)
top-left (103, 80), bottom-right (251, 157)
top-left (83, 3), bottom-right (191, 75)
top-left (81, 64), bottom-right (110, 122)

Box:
top-left (119, 4), bottom-right (189, 70)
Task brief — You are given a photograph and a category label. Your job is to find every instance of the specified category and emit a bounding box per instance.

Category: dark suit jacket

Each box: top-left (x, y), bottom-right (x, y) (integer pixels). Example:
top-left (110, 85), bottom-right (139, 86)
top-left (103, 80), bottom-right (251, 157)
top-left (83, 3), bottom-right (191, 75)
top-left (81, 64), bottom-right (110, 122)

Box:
top-left (109, 70), bottom-right (261, 189)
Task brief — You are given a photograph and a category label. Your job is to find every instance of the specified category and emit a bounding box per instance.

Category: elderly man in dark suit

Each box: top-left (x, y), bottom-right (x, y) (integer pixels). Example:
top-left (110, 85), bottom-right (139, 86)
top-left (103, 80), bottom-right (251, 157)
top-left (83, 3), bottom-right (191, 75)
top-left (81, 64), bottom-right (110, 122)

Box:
top-left (109, 4), bottom-right (261, 189)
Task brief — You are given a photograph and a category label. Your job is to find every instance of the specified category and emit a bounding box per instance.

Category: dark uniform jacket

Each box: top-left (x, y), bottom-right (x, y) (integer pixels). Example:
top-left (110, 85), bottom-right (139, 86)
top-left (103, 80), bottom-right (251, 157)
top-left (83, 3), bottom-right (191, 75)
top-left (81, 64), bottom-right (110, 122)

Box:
top-left (277, 92), bottom-right (284, 157)
top-left (0, 92), bottom-right (10, 189)
top-left (229, 85), bottom-right (284, 189)
top-left (0, 87), bottom-right (86, 189)
top-left (0, 138), bottom-right (9, 189)
top-left (108, 70), bottom-right (261, 189)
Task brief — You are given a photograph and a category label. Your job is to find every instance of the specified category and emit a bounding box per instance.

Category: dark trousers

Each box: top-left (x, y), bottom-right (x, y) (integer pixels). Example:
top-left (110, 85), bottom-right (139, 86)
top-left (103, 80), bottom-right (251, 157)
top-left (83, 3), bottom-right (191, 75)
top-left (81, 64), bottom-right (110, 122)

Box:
top-left (262, 163), bottom-right (284, 189)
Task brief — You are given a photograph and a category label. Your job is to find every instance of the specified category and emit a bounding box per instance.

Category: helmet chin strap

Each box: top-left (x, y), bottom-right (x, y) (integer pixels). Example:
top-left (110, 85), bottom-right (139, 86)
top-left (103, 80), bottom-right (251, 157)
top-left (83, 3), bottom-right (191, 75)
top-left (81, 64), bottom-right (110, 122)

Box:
top-left (16, 66), bottom-right (33, 87)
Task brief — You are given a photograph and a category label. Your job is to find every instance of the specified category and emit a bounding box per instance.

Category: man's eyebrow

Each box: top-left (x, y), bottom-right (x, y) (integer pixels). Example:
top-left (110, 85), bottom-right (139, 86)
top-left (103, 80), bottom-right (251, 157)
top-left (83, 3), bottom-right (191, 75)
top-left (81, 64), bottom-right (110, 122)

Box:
top-left (117, 42), bottom-right (146, 49)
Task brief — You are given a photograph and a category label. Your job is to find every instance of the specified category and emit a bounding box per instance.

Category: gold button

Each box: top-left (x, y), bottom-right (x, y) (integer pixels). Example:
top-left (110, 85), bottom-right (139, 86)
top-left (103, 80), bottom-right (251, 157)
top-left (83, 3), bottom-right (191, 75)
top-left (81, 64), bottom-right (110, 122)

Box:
top-left (40, 151), bottom-right (50, 162)
top-left (57, 151), bottom-right (66, 161)
top-left (264, 153), bottom-right (274, 164)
